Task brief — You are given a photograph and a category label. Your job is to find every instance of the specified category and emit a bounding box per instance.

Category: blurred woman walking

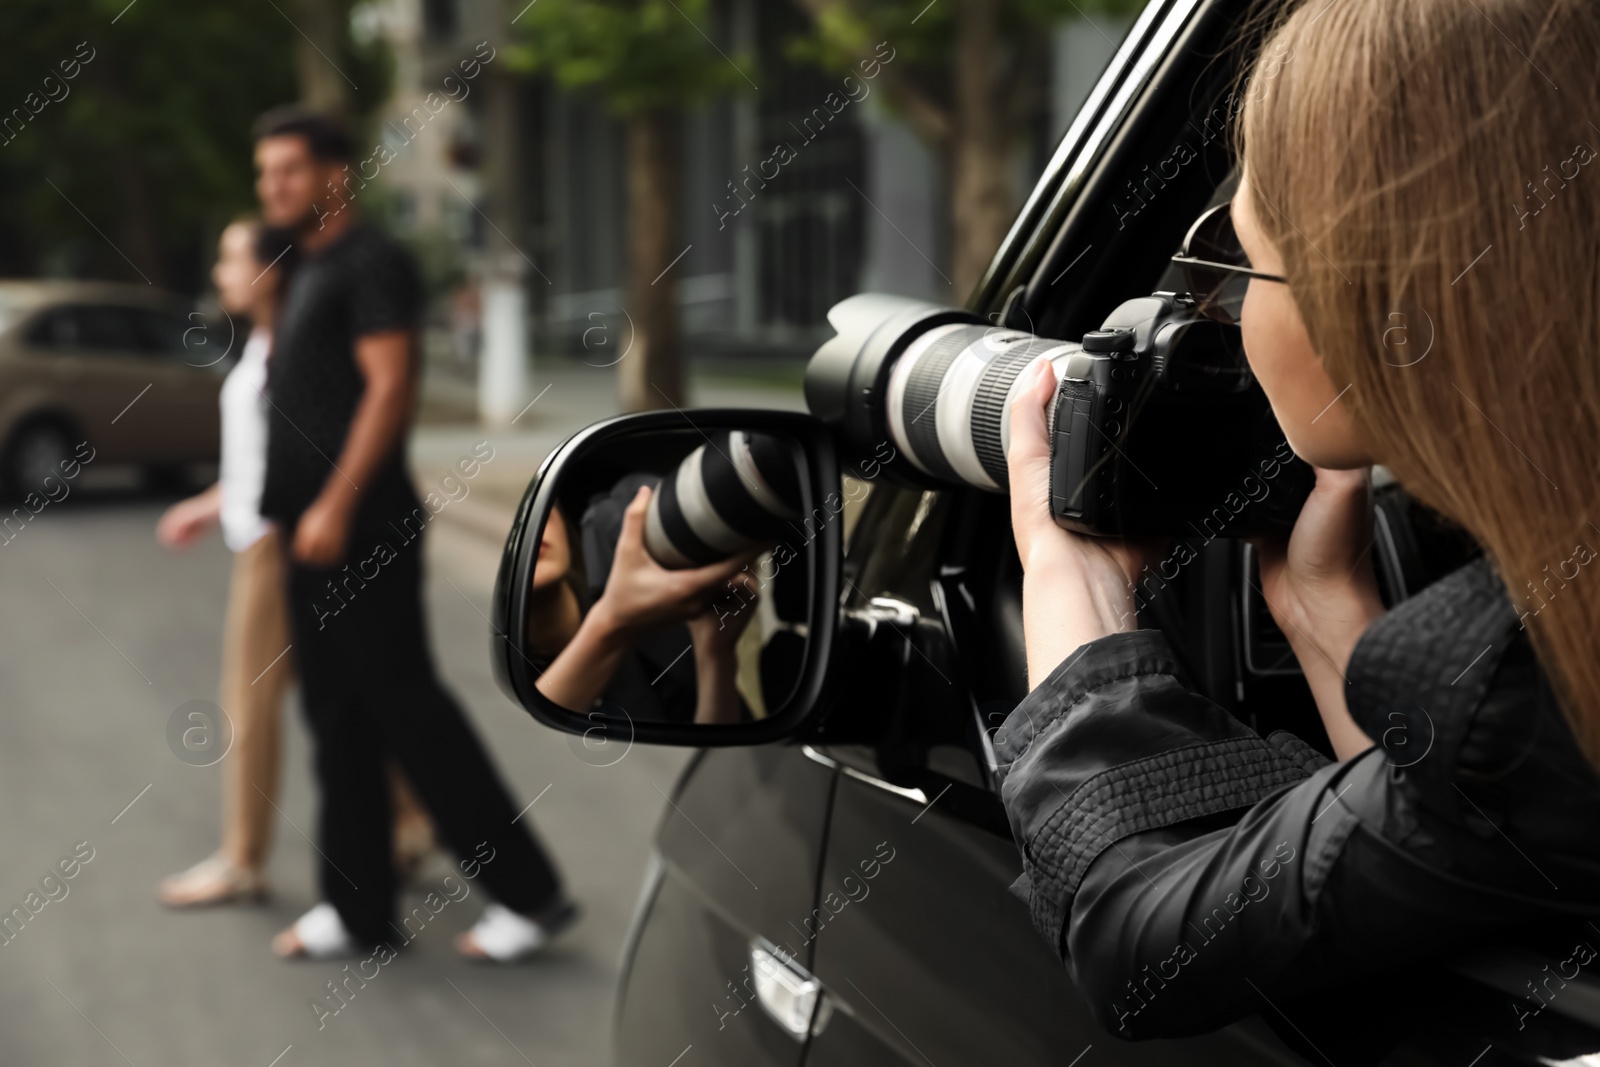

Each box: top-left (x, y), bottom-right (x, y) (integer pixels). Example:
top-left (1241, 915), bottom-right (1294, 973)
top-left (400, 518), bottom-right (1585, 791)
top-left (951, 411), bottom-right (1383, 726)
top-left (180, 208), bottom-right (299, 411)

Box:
top-left (155, 218), bottom-right (435, 906)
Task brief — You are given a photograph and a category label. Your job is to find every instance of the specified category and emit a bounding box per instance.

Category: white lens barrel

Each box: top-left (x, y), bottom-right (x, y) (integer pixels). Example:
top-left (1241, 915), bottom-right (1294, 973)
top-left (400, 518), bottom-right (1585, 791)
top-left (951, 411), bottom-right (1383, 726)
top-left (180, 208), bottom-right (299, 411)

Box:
top-left (886, 323), bottom-right (1077, 492)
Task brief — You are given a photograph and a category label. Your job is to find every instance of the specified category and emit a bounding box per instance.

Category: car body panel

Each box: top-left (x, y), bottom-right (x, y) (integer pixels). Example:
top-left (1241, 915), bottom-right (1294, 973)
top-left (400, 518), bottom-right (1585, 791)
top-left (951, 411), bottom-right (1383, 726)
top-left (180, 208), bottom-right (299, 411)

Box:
top-left (614, 745), bottom-right (837, 1065)
top-left (0, 281), bottom-right (220, 466)
top-left (806, 769), bottom-right (1307, 1065)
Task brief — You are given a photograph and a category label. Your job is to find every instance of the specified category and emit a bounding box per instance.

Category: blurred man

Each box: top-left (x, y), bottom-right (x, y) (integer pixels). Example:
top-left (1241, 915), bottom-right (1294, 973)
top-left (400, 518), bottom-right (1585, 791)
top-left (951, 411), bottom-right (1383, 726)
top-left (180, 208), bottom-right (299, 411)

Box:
top-left (252, 108), bottom-right (572, 961)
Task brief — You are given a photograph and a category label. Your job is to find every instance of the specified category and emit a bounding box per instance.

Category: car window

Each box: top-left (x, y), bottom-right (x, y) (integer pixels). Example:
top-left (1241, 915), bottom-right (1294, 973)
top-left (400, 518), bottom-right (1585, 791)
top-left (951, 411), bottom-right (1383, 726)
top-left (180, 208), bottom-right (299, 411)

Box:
top-left (845, 485), bottom-right (950, 619)
top-left (26, 304), bottom-right (143, 353)
top-left (124, 306), bottom-right (191, 357)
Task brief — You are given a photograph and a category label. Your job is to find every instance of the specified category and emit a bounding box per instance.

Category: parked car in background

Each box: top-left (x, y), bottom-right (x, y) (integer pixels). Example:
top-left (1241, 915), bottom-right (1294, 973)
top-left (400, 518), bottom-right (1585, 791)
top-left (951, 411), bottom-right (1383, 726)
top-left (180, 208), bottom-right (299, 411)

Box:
top-left (0, 280), bottom-right (222, 496)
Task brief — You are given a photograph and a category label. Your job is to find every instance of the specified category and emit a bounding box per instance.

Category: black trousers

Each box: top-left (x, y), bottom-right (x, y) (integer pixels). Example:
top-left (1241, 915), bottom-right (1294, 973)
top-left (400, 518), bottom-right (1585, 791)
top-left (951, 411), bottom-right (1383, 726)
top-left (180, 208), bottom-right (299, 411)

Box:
top-left (283, 514), bottom-right (561, 948)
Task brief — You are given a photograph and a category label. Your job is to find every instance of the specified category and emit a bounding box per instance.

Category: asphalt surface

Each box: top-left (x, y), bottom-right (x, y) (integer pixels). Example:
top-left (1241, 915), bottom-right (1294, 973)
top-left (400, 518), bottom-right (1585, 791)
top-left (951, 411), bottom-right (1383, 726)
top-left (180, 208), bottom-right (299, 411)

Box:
top-left (0, 359), bottom-right (809, 1067)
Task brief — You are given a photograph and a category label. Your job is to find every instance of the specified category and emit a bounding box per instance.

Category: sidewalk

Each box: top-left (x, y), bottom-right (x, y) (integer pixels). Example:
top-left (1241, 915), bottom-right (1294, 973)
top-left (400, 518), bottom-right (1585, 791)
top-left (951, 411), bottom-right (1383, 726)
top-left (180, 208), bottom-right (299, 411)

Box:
top-left (411, 360), bottom-right (810, 561)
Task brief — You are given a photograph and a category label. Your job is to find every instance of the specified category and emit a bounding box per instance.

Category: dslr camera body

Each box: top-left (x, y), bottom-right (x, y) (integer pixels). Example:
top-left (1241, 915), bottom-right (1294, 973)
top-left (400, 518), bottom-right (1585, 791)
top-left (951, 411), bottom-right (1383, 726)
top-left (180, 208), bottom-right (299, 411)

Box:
top-left (805, 291), bottom-right (1312, 538)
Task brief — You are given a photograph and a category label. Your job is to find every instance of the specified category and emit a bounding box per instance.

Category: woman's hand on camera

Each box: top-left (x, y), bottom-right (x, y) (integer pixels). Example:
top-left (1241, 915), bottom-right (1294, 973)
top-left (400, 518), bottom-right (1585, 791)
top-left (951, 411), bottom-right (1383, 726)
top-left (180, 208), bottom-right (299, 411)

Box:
top-left (590, 484), bottom-right (759, 644)
top-left (1250, 466), bottom-right (1384, 759)
top-left (1007, 357), bottom-right (1163, 688)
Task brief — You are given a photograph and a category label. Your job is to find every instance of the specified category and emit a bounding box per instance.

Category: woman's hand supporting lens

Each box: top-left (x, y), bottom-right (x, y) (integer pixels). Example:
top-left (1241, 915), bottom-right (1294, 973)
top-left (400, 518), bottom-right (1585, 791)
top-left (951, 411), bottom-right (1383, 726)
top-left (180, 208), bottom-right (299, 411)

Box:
top-left (1251, 467), bottom-right (1384, 760)
top-left (1008, 358), bottom-right (1158, 689)
top-left (588, 485), bottom-right (762, 641)
top-left (686, 569), bottom-right (759, 725)
top-left (535, 484), bottom-right (760, 712)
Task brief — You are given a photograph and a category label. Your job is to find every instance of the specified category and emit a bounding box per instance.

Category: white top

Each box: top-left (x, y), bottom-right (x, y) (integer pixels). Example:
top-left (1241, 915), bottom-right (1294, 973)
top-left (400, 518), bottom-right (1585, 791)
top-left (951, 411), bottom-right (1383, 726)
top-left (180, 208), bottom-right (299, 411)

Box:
top-left (218, 329), bottom-right (273, 553)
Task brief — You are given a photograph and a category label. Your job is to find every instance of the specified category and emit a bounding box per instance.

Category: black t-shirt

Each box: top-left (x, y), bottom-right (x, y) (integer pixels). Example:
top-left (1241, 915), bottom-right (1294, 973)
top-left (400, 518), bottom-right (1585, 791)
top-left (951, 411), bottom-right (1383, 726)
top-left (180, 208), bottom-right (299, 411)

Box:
top-left (260, 222), bottom-right (422, 523)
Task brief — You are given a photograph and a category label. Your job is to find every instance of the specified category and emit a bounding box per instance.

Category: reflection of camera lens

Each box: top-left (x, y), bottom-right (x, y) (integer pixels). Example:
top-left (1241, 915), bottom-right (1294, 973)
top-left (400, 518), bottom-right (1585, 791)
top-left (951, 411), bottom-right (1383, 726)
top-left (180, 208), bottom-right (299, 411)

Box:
top-left (644, 430), bottom-right (802, 568)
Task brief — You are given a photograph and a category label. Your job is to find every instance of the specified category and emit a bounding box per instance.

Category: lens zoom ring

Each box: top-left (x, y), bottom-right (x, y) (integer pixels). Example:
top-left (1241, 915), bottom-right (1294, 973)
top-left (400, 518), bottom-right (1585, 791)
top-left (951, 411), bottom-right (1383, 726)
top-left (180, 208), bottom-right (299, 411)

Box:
top-left (899, 327), bottom-right (983, 482)
top-left (654, 463), bottom-right (721, 566)
top-left (702, 444), bottom-right (780, 540)
top-left (971, 338), bottom-right (1065, 490)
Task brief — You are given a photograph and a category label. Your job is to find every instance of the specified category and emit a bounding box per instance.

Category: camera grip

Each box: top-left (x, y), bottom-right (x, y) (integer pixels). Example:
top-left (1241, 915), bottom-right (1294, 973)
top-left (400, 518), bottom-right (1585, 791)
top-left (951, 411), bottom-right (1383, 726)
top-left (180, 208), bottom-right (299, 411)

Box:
top-left (1048, 375), bottom-right (1098, 521)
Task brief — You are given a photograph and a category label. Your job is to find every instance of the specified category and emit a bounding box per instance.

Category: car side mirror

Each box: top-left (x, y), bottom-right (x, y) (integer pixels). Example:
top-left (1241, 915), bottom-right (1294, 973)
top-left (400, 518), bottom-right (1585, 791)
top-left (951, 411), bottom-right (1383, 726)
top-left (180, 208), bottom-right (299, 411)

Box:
top-left (491, 408), bottom-right (842, 748)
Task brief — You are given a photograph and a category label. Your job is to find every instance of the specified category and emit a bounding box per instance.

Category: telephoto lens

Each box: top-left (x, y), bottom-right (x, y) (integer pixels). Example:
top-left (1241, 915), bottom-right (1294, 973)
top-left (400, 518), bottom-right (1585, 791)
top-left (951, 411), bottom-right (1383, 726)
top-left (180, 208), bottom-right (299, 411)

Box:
top-left (805, 291), bottom-right (1312, 537)
top-left (884, 323), bottom-right (1075, 493)
top-left (805, 293), bottom-right (1080, 492)
top-left (643, 430), bottom-right (804, 568)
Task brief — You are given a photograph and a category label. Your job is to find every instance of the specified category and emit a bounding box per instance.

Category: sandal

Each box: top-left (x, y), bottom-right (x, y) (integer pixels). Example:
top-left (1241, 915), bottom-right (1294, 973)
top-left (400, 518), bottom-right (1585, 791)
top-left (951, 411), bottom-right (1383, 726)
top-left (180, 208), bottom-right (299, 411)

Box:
top-left (272, 902), bottom-right (357, 960)
top-left (158, 854), bottom-right (268, 908)
top-left (455, 899), bottom-right (579, 963)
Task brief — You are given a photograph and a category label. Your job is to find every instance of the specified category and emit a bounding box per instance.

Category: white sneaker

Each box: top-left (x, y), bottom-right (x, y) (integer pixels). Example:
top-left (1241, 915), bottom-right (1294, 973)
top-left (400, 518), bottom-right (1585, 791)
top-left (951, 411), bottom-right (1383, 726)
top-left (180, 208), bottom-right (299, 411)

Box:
top-left (275, 902), bottom-right (356, 960)
top-left (458, 900), bottom-right (579, 963)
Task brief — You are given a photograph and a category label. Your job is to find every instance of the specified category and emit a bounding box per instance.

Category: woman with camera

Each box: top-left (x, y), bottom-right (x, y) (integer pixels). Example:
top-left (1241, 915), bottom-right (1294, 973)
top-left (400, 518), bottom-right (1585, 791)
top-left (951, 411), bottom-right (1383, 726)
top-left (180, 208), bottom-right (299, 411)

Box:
top-left (999, 0), bottom-right (1600, 1045)
top-left (529, 487), bottom-right (760, 725)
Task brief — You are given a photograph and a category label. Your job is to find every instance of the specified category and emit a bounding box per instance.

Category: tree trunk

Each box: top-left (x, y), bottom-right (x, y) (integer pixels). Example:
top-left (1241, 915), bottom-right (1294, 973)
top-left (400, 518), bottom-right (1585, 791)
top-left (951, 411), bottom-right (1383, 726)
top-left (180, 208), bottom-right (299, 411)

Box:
top-left (114, 146), bottom-right (166, 288)
top-left (94, 52), bottom-right (164, 286)
top-left (950, 0), bottom-right (1013, 297)
top-left (620, 109), bottom-right (685, 412)
top-left (290, 0), bottom-right (350, 116)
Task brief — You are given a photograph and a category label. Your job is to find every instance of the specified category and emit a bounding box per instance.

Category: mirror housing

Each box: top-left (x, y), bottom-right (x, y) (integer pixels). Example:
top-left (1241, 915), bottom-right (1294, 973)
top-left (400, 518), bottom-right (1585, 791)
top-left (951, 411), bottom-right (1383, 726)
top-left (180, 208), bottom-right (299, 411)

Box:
top-left (491, 408), bottom-right (842, 747)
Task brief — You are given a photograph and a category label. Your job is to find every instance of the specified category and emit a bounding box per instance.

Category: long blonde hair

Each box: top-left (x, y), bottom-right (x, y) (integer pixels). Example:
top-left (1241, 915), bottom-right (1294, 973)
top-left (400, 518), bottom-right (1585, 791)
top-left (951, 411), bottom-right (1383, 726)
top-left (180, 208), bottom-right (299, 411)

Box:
top-left (1240, 0), bottom-right (1600, 766)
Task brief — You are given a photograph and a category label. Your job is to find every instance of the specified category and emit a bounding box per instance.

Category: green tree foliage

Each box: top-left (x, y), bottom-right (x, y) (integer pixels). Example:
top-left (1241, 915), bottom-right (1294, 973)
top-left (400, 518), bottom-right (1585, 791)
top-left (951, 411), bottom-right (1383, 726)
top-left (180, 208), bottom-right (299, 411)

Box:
top-left (508, 0), bottom-right (756, 409)
top-left (507, 0), bottom-right (754, 117)
top-left (0, 0), bottom-right (388, 291)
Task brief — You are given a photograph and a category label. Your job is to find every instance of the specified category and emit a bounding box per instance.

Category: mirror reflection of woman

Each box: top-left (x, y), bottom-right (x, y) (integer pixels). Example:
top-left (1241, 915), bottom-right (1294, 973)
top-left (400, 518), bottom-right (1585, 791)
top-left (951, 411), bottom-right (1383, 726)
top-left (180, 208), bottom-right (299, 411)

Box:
top-left (529, 486), bottom-right (759, 725)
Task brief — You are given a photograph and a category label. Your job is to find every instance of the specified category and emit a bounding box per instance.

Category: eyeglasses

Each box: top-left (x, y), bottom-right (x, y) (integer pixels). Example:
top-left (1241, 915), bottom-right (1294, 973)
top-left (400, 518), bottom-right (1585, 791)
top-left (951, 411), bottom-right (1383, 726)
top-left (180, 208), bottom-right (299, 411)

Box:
top-left (1170, 202), bottom-right (1286, 325)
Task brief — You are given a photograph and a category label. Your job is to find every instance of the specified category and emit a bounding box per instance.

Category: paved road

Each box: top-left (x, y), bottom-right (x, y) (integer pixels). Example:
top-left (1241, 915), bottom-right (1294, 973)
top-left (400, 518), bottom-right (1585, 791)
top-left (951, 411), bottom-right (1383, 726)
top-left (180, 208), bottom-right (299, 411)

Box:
top-left (0, 363), bottom-right (807, 1066)
top-left (0, 491), bottom-right (692, 1067)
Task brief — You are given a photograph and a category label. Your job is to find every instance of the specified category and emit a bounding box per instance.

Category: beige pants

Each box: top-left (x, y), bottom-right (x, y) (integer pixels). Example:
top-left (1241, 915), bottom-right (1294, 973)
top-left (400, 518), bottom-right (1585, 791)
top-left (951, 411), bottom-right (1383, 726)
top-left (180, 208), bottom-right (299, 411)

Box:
top-left (218, 527), bottom-right (292, 869)
top-left (216, 527), bottom-right (432, 870)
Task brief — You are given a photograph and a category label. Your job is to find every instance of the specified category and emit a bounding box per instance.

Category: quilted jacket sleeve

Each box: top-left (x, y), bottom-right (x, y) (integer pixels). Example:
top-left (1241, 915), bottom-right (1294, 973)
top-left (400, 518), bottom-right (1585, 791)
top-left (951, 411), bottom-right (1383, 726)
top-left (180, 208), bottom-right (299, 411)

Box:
top-left (994, 628), bottom-right (1521, 1039)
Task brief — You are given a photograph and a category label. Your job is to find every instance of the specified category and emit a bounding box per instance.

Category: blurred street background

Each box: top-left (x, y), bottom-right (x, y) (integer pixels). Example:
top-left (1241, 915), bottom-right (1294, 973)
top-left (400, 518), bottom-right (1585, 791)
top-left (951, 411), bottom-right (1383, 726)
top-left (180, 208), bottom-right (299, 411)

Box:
top-left (0, 0), bottom-right (1138, 1063)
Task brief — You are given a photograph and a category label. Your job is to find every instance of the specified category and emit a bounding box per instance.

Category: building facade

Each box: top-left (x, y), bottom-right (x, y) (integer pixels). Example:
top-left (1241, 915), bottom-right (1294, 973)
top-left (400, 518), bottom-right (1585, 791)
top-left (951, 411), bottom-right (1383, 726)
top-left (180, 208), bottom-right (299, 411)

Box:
top-left (361, 0), bottom-right (1130, 400)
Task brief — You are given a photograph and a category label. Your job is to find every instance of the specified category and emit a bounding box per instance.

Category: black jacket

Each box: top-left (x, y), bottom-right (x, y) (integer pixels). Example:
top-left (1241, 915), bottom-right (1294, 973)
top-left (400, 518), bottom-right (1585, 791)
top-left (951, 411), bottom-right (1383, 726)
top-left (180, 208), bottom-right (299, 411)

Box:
top-left (996, 558), bottom-right (1600, 1040)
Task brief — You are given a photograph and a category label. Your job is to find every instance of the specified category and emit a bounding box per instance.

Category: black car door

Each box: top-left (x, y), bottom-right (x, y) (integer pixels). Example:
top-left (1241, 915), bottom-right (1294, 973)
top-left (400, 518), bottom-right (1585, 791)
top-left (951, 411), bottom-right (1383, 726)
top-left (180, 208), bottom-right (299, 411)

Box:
top-left (800, 483), bottom-right (1306, 1066)
top-left (612, 744), bottom-right (836, 1067)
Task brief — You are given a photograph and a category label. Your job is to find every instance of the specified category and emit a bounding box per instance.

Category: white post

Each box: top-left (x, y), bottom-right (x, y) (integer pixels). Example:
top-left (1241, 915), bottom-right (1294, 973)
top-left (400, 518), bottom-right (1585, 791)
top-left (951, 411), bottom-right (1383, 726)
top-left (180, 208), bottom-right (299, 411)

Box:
top-left (479, 255), bottom-right (527, 424)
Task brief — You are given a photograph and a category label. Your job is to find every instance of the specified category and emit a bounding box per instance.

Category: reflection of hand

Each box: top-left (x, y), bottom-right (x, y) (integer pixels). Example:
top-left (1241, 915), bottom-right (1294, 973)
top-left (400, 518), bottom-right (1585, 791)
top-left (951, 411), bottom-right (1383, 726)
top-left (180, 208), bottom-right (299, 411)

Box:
top-left (687, 570), bottom-right (759, 652)
top-left (535, 488), bottom-right (762, 717)
top-left (688, 570), bottom-right (759, 725)
top-left (1251, 467), bottom-right (1383, 760)
top-left (156, 486), bottom-right (221, 550)
top-left (1006, 358), bottom-right (1163, 688)
top-left (292, 491), bottom-right (353, 566)
top-left (590, 485), bottom-right (759, 643)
